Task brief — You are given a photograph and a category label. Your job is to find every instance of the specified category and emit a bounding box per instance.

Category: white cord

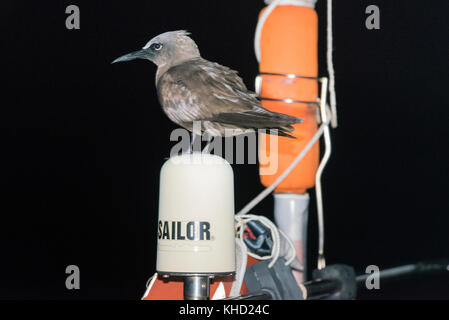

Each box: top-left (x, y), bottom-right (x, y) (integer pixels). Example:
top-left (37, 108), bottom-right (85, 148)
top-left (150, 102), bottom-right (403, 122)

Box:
top-left (141, 272), bottom-right (158, 300)
top-left (254, 0), bottom-right (317, 63)
top-left (254, 0), bottom-right (282, 63)
top-left (236, 120), bottom-right (328, 216)
top-left (313, 0), bottom-right (336, 270)
top-left (249, 0), bottom-right (337, 272)
top-left (315, 78), bottom-right (330, 269)
top-left (235, 214), bottom-right (298, 268)
top-left (327, 0), bottom-right (338, 128)
top-left (278, 228), bottom-right (299, 266)
top-left (230, 238), bottom-right (248, 297)
top-left (236, 215), bottom-right (278, 264)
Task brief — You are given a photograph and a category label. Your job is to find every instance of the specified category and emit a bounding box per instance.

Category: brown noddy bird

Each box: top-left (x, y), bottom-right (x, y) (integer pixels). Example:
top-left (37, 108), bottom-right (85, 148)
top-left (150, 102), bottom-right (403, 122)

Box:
top-left (112, 30), bottom-right (303, 138)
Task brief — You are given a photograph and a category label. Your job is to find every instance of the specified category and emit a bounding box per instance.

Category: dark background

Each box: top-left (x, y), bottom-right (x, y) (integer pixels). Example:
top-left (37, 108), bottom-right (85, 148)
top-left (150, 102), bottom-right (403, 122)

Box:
top-left (1, 0), bottom-right (448, 299)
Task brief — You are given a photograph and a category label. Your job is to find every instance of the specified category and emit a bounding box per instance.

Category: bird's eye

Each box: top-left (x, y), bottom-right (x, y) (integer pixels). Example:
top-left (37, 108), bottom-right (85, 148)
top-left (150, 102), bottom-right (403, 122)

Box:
top-left (150, 43), bottom-right (163, 51)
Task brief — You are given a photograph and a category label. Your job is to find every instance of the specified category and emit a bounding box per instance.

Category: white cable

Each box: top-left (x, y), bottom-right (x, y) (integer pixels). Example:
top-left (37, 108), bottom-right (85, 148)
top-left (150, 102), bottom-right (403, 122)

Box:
top-left (313, 0), bottom-right (336, 270)
top-left (236, 121), bottom-right (328, 216)
top-left (230, 238), bottom-right (248, 297)
top-left (315, 78), bottom-right (330, 270)
top-left (235, 214), bottom-right (298, 269)
top-left (254, 0), bottom-right (282, 63)
top-left (315, 125), bottom-right (331, 270)
top-left (278, 228), bottom-right (299, 266)
top-left (327, 0), bottom-right (338, 128)
top-left (236, 215), bottom-right (279, 266)
top-left (254, 0), bottom-right (317, 63)
top-left (141, 273), bottom-right (158, 300)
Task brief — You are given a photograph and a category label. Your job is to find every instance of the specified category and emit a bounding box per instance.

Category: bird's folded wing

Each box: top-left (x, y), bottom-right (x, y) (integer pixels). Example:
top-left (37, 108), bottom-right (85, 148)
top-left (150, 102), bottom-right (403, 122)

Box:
top-left (157, 59), bottom-right (262, 124)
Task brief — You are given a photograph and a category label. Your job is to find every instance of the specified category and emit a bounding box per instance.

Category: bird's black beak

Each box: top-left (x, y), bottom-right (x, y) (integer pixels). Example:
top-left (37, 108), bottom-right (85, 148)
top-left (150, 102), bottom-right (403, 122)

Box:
top-left (111, 49), bottom-right (152, 64)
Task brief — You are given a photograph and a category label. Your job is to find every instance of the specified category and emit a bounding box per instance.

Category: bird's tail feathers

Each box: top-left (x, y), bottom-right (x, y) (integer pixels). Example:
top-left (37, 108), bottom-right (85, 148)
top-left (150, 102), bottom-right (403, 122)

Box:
top-left (258, 110), bottom-right (303, 125)
top-left (264, 126), bottom-right (297, 139)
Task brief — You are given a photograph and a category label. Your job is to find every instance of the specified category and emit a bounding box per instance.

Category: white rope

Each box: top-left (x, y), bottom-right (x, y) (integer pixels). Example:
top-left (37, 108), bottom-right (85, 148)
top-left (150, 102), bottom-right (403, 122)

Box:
top-left (254, 0), bottom-right (317, 62)
top-left (141, 272), bottom-right (158, 300)
top-left (327, 0), bottom-right (338, 128)
top-left (278, 228), bottom-right (299, 266)
top-left (235, 214), bottom-right (298, 269)
top-left (236, 121), bottom-right (328, 216)
top-left (229, 238), bottom-right (248, 297)
top-left (254, 0), bottom-right (281, 63)
top-left (312, 0), bottom-right (336, 270)
top-left (315, 78), bottom-right (330, 270)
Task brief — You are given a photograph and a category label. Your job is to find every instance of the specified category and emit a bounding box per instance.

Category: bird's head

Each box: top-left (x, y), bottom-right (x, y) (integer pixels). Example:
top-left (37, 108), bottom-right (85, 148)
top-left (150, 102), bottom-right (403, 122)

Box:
top-left (112, 30), bottom-right (200, 67)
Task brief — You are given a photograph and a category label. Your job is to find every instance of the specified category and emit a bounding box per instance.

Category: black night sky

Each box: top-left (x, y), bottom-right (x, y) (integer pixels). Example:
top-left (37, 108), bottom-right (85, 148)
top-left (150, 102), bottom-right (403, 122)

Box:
top-left (1, 0), bottom-right (448, 299)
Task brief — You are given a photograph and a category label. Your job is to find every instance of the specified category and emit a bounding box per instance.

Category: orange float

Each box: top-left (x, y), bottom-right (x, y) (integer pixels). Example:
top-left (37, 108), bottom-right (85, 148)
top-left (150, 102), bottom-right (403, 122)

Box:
top-left (258, 5), bottom-right (319, 193)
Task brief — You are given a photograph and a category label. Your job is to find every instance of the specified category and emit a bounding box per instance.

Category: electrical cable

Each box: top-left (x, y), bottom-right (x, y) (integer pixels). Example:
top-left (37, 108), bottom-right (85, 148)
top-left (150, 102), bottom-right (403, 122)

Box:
top-left (356, 260), bottom-right (449, 284)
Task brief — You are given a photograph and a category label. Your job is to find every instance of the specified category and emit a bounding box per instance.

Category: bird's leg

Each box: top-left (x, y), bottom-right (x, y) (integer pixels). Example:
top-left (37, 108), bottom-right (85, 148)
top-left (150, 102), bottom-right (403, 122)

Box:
top-left (187, 133), bottom-right (197, 154)
top-left (202, 134), bottom-right (213, 154)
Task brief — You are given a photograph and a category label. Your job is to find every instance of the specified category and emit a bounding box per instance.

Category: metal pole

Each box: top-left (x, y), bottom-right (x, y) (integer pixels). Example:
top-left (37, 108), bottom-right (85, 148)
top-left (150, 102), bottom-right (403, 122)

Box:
top-left (274, 193), bottom-right (309, 283)
top-left (183, 276), bottom-right (210, 300)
